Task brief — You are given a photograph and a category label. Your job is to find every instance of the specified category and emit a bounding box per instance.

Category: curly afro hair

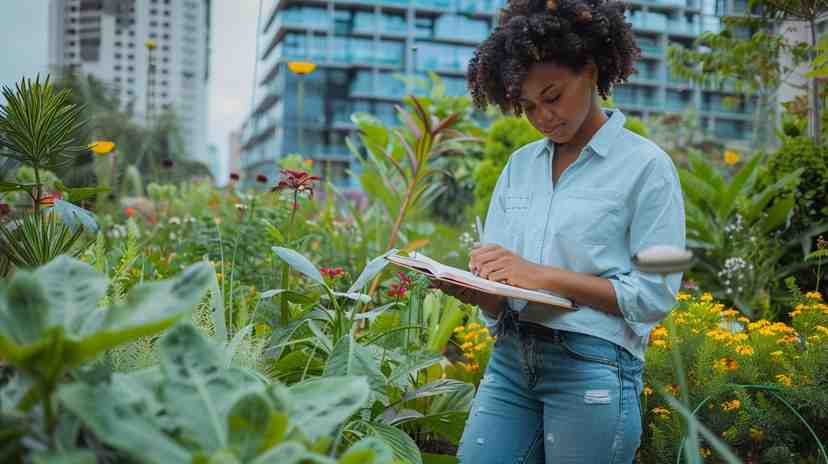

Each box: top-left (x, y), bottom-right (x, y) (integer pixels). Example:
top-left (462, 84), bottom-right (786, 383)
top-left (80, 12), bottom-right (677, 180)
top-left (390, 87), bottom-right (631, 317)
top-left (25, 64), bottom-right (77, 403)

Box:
top-left (467, 0), bottom-right (640, 115)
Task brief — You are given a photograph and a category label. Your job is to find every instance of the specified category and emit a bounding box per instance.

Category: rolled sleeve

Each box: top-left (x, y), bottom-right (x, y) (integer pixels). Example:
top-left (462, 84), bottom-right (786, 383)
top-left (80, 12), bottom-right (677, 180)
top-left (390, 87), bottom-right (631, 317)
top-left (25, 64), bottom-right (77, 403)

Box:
top-left (611, 156), bottom-right (686, 337)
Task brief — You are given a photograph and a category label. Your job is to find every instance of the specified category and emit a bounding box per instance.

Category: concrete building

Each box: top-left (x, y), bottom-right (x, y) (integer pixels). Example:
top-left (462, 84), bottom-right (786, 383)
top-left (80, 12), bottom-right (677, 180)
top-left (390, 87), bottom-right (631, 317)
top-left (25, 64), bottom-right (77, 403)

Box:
top-left (239, 0), bottom-right (752, 188)
top-left (48, 0), bottom-right (211, 165)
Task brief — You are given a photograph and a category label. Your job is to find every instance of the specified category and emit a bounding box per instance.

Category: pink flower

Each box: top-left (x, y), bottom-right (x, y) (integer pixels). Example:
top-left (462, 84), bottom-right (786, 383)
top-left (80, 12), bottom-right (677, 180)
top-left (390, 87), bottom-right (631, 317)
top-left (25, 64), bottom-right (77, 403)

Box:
top-left (321, 267), bottom-right (345, 280)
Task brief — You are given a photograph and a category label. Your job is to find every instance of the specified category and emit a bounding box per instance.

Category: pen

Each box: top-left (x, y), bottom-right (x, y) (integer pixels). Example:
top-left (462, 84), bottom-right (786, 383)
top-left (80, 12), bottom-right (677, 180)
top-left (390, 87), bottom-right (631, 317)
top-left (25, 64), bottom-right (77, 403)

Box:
top-left (473, 215), bottom-right (483, 276)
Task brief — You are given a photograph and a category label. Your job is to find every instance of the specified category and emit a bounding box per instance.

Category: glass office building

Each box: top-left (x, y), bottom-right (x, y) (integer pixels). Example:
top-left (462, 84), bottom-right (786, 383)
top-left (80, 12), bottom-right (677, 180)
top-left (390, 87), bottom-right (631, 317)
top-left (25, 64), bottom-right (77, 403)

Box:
top-left (240, 0), bottom-right (752, 188)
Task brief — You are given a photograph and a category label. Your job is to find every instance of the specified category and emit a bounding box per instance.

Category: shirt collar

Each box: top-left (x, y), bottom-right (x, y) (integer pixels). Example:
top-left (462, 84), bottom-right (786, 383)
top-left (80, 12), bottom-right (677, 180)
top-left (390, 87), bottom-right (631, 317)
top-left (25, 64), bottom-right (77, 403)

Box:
top-left (535, 109), bottom-right (626, 159)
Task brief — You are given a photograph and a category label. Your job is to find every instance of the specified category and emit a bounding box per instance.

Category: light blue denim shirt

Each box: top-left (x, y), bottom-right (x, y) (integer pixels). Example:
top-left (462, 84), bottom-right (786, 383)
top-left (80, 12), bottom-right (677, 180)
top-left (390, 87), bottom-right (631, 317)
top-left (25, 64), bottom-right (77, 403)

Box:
top-left (481, 109), bottom-right (686, 361)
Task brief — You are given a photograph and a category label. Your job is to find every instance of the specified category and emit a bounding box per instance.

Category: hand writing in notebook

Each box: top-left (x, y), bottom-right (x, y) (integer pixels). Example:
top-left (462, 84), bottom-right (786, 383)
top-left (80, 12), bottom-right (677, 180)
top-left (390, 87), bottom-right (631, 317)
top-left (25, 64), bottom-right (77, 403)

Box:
top-left (469, 244), bottom-right (546, 290)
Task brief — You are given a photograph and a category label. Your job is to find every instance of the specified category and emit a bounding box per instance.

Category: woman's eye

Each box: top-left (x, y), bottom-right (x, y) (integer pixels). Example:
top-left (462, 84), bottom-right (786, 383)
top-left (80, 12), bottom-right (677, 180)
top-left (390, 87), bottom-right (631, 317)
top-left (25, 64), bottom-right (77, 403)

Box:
top-left (545, 96), bottom-right (560, 104)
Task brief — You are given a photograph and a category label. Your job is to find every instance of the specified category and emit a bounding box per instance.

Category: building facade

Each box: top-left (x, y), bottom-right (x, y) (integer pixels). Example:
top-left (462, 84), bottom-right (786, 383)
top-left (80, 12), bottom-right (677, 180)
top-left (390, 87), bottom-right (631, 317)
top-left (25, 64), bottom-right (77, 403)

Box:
top-left (48, 0), bottom-right (211, 165)
top-left (240, 0), bottom-right (753, 188)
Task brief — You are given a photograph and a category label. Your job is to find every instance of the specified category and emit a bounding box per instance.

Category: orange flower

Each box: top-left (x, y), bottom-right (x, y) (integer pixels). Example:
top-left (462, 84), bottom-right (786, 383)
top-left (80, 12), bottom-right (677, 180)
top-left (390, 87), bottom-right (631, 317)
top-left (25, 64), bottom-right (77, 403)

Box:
top-left (125, 207), bottom-right (135, 217)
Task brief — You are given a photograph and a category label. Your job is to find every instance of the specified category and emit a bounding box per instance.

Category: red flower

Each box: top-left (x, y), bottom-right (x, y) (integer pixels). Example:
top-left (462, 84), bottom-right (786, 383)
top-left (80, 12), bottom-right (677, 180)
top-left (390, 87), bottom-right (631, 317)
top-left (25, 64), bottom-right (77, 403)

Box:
top-left (388, 271), bottom-right (412, 298)
top-left (321, 267), bottom-right (345, 279)
top-left (229, 172), bottom-right (240, 181)
top-left (272, 169), bottom-right (322, 198)
top-left (0, 203), bottom-right (10, 217)
top-left (125, 207), bottom-right (136, 218)
top-left (256, 173), bottom-right (268, 183)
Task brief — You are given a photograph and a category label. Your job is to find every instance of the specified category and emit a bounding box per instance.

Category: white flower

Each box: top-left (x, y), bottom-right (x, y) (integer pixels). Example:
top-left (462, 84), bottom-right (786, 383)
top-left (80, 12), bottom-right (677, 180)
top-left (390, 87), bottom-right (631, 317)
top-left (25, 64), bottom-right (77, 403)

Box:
top-left (169, 216), bottom-right (181, 225)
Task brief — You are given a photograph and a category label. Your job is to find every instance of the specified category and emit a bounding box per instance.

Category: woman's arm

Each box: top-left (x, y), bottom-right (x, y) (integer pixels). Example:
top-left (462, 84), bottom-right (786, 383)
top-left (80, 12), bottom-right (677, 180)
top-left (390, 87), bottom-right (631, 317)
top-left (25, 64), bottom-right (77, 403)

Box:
top-left (429, 279), bottom-right (507, 317)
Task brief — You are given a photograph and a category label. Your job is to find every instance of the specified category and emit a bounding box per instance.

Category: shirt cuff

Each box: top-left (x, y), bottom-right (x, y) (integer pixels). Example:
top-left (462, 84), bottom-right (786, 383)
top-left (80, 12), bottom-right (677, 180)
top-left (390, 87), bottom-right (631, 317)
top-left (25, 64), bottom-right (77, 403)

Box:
top-left (610, 276), bottom-right (657, 338)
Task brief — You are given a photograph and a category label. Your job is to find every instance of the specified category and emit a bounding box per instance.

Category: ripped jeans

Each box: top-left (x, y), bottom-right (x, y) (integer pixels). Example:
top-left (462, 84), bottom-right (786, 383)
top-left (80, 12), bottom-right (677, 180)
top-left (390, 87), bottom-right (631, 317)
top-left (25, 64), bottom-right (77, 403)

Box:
top-left (457, 310), bottom-right (644, 464)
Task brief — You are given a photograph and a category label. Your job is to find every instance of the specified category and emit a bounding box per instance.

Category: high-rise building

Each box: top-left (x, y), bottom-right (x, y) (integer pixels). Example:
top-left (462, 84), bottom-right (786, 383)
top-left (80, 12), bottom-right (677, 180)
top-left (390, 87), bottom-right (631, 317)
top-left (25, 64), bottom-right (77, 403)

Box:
top-left (48, 0), bottom-right (211, 165)
top-left (239, 0), bottom-right (751, 188)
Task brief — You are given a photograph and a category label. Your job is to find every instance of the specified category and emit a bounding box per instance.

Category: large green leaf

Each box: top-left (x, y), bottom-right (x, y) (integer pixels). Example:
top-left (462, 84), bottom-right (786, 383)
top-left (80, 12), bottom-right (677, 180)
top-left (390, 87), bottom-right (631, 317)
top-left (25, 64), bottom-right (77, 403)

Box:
top-left (717, 153), bottom-right (762, 220)
top-left (158, 323), bottom-right (259, 451)
top-left (746, 168), bottom-right (802, 221)
top-left (287, 376), bottom-right (370, 441)
top-left (340, 437), bottom-right (395, 464)
top-left (59, 382), bottom-right (191, 464)
top-left (0, 271), bottom-right (50, 350)
top-left (387, 351), bottom-right (444, 388)
top-left (401, 379), bottom-right (472, 403)
top-left (323, 335), bottom-right (386, 395)
top-left (272, 247), bottom-right (324, 286)
top-left (31, 450), bottom-right (96, 464)
top-left (37, 256), bottom-right (107, 334)
top-left (248, 443), bottom-right (306, 464)
top-left (67, 261), bottom-right (212, 364)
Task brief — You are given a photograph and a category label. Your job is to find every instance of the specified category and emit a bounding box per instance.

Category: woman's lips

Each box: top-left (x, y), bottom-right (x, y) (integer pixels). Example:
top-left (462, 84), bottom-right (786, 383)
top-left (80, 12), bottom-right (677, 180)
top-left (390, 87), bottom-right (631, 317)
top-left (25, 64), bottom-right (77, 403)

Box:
top-left (543, 123), bottom-right (565, 137)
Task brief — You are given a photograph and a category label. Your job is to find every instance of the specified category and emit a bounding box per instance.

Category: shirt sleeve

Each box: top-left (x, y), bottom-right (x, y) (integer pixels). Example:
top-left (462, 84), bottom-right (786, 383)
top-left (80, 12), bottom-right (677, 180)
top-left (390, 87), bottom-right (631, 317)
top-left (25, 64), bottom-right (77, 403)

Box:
top-left (609, 154), bottom-right (686, 338)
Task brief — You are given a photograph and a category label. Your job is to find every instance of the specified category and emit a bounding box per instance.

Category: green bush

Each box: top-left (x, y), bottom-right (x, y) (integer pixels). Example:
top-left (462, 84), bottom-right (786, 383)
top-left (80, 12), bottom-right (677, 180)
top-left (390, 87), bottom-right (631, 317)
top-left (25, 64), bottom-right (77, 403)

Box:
top-left (756, 136), bottom-right (828, 291)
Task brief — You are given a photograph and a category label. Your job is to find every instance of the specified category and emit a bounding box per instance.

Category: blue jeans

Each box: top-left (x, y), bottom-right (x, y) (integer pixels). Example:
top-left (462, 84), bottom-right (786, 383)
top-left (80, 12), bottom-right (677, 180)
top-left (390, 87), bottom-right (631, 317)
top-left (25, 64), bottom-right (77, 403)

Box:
top-left (457, 311), bottom-right (644, 463)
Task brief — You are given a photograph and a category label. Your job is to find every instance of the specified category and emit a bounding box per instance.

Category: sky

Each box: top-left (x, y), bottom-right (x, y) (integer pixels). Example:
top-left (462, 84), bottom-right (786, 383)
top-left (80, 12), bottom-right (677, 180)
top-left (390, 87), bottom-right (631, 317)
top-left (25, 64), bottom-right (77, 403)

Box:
top-left (0, 0), bottom-right (259, 182)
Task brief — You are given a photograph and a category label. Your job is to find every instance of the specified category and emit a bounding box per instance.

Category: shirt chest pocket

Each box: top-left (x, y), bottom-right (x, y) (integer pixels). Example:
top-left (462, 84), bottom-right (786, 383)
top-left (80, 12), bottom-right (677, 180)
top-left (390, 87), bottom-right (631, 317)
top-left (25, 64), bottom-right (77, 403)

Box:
top-left (554, 190), bottom-right (625, 246)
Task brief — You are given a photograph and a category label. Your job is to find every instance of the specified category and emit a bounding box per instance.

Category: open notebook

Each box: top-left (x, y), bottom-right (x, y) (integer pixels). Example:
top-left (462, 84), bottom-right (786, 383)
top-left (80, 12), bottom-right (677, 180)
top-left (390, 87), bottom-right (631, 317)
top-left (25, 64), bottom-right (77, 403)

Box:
top-left (386, 250), bottom-right (575, 310)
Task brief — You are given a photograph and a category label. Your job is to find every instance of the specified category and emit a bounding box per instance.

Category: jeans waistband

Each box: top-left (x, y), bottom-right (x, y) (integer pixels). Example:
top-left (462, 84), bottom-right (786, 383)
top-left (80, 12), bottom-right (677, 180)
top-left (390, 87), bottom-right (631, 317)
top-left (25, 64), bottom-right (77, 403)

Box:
top-left (492, 309), bottom-right (563, 342)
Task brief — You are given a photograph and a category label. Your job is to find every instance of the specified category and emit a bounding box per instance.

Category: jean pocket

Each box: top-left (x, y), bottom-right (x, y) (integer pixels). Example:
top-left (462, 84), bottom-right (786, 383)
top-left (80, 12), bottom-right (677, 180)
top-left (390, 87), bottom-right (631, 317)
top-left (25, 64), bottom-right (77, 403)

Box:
top-left (559, 331), bottom-right (619, 367)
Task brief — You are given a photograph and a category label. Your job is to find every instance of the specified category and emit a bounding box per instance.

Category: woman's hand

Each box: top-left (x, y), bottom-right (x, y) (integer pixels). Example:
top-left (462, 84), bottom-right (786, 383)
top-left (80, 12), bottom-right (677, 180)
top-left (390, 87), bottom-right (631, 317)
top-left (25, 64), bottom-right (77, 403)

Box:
top-left (469, 244), bottom-right (546, 289)
top-left (429, 279), bottom-right (506, 318)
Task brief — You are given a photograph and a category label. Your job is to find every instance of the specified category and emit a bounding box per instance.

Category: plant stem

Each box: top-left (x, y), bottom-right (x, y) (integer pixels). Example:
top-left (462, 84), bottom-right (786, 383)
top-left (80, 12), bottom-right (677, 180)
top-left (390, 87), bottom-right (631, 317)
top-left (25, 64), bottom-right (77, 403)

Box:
top-left (41, 381), bottom-right (55, 446)
top-left (33, 164), bottom-right (42, 215)
top-left (279, 192), bottom-right (298, 325)
top-left (367, 183), bottom-right (415, 297)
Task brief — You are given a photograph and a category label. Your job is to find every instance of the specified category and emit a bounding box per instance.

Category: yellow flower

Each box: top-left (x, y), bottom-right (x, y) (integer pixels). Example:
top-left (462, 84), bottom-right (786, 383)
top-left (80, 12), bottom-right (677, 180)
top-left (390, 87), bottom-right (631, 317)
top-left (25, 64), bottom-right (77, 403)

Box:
top-left (735, 345), bottom-right (754, 356)
top-left (714, 357), bottom-right (739, 373)
top-left (88, 140), bottom-right (115, 155)
top-left (807, 335), bottom-right (821, 344)
top-left (737, 316), bottom-right (751, 325)
top-left (651, 326), bottom-right (668, 339)
top-left (815, 325), bottom-right (828, 336)
top-left (723, 149), bottom-right (741, 166)
top-left (721, 399), bottom-right (741, 411)
top-left (731, 333), bottom-right (748, 343)
top-left (789, 309), bottom-right (803, 318)
top-left (700, 448), bottom-right (712, 458)
top-left (720, 308), bottom-right (739, 319)
top-left (652, 339), bottom-right (667, 348)
top-left (145, 39), bottom-right (157, 50)
top-left (665, 384), bottom-right (679, 396)
top-left (474, 343), bottom-right (486, 351)
top-left (676, 292), bottom-right (691, 301)
top-left (643, 385), bottom-right (654, 397)
top-left (805, 291), bottom-right (823, 301)
top-left (770, 350), bottom-right (784, 358)
top-left (701, 292), bottom-right (714, 302)
top-left (461, 342), bottom-right (473, 350)
top-left (467, 322), bottom-right (481, 330)
top-left (776, 374), bottom-right (793, 387)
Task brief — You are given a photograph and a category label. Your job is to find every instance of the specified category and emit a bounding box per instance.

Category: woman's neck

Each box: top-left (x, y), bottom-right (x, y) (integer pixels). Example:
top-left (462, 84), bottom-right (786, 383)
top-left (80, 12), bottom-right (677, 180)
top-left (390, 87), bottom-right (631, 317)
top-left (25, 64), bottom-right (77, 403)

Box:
top-left (556, 99), bottom-right (608, 156)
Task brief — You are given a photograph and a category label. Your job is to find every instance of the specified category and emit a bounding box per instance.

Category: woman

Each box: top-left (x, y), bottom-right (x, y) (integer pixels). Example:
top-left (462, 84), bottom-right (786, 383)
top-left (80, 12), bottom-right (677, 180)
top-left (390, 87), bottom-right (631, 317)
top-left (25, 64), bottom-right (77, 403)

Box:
top-left (432, 0), bottom-right (686, 462)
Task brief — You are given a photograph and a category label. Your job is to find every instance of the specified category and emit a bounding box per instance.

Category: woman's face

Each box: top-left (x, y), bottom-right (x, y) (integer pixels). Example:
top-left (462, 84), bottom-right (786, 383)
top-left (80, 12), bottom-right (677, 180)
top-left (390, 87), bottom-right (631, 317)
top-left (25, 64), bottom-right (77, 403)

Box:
top-left (518, 61), bottom-right (598, 145)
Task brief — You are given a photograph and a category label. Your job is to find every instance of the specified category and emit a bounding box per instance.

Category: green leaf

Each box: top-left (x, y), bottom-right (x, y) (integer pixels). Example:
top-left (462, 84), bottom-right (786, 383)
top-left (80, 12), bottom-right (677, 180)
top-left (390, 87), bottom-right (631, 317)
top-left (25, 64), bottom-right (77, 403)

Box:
top-left (249, 442), bottom-right (307, 464)
top-left (0, 270), bottom-right (50, 349)
top-left (717, 153), bottom-right (762, 220)
top-left (342, 437), bottom-right (395, 464)
top-left (747, 168), bottom-right (802, 221)
top-left (67, 261), bottom-right (212, 365)
top-left (158, 324), bottom-right (260, 451)
top-left (32, 450), bottom-right (97, 464)
top-left (761, 195), bottom-right (795, 233)
top-left (323, 335), bottom-right (386, 395)
top-left (348, 251), bottom-right (394, 294)
top-left (59, 382), bottom-right (192, 464)
top-left (0, 180), bottom-right (36, 193)
top-left (401, 379), bottom-right (472, 403)
top-left (287, 376), bottom-right (370, 441)
top-left (362, 421), bottom-right (423, 464)
top-left (260, 288), bottom-right (320, 306)
top-left (37, 255), bottom-right (107, 334)
top-left (227, 390), bottom-right (274, 462)
top-left (59, 186), bottom-right (111, 202)
top-left (272, 247), bottom-right (325, 286)
top-left (387, 351), bottom-right (444, 388)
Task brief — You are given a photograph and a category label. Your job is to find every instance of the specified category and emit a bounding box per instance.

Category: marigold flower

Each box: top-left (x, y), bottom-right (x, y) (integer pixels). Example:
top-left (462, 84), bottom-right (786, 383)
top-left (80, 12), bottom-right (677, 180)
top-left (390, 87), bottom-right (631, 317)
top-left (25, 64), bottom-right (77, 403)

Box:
top-left (88, 140), bottom-right (115, 155)
top-left (720, 308), bottom-right (739, 318)
top-left (701, 292), bottom-right (714, 302)
top-left (723, 149), bottom-right (741, 166)
top-left (770, 350), bottom-right (783, 358)
top-left (651, 326), bottom-right (668, 339)
top-left (815, 325), bottom-right (828, 336)
top-left (735, 345), bottom-right (754, 356)
top-left (453, 325), bottom-right (465, 333)
top-left (676, 292), bottom-right (691, 301)
top-left (714, 357), bottom-right (738, 373)
top-left (652, 339), bottom-right (667, 348)
top-left (461, 342), bottom-right (473, 350)
top-left (721, 399), bottom-right (741, 411)
top-left (737, 316), bottom-right (750, 325)
top-left (805, 291), bottom-right (823, 301)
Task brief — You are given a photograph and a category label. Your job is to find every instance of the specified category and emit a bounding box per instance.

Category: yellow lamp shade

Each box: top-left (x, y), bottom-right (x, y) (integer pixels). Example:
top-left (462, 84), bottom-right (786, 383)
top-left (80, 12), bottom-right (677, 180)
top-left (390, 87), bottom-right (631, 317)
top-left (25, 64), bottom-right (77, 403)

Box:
top-left (287, 61), bottom-right (317, 75)
top-left (88, 140), bottom-right (116, 155)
